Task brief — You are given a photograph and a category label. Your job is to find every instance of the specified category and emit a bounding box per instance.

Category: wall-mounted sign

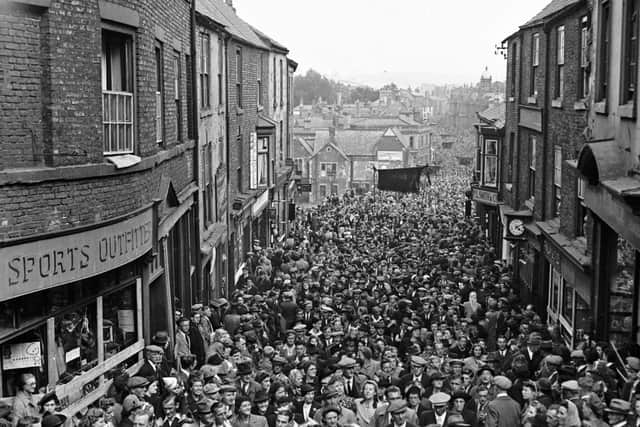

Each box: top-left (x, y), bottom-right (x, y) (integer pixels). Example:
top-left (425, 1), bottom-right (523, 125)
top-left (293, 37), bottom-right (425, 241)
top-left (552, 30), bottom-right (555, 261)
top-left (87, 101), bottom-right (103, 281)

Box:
top-left (1, 208), bottom-right (153, 301)
top-left (472, 188), bottom-right (499, 205)
top-left (252, 190), bottom-right (269, 217)
top-left (297, 183), bottom-right (312, 192)
top-left (519, 107), bottom-right (542, 132)
top-left (3, 342), bottom-right (41, 370)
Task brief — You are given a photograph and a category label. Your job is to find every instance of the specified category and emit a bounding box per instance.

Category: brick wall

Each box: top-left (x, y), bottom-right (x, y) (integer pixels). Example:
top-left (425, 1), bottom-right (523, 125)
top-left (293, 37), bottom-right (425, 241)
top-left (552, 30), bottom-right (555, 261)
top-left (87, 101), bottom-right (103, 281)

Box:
top-left (227, 39), bottom-right (259, 198)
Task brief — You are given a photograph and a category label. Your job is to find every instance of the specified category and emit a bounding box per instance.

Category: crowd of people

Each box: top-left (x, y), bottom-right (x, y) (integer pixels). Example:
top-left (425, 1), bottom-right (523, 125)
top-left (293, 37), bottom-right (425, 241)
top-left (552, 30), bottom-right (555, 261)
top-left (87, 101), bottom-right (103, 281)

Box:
top-left (11, 174), bottom-right (640, 427)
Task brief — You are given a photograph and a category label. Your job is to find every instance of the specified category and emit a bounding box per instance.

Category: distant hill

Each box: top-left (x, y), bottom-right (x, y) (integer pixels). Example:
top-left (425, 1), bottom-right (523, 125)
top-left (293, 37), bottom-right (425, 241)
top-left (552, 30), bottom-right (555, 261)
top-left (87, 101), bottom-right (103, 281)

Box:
top-left (294, 69), bottom-right (379, 105)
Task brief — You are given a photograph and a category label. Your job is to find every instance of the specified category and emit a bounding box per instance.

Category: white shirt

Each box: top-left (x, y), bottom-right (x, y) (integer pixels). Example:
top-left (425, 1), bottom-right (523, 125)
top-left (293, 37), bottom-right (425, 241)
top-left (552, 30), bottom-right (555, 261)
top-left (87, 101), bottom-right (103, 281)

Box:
top-left (435, 411), bottom-right (447, 426)
top-left (303, 403), bottom-right (312, 421)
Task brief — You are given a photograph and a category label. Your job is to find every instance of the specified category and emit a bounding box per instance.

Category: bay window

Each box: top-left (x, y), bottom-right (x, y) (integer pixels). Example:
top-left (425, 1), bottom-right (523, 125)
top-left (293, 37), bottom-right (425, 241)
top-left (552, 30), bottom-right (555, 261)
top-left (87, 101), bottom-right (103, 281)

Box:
top-left (481, 138), bottom-right (498, 187)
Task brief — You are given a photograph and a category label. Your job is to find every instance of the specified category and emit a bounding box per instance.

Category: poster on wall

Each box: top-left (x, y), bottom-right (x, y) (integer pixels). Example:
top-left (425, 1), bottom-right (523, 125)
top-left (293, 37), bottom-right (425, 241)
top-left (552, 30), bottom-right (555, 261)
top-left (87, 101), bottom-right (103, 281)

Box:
top-left (3, 341), bottom-right (41, 370)
top-left (117, 310), bottom-right (135, 333)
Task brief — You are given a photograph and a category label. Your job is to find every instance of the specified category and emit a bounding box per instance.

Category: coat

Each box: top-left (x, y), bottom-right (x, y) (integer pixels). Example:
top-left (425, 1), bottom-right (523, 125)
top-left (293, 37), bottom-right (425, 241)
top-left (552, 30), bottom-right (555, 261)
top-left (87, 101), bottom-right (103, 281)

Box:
top-left (174, 331), bottom-right (191, 362)
top-left (419, 410), bottom-right (453, 427)
top-left (485, 394), bottom-right (521, 427)
top-left (371, 404), bottom-right (418, 427)
top-left (12, 391), bottom-right (39, 426)
top-left (231, 414), bottom-right (268, 427)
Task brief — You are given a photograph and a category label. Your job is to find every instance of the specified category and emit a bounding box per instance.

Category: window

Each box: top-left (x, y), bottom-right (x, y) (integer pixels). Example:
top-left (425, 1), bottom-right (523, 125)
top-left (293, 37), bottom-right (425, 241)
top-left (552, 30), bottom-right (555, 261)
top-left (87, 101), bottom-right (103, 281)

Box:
top-left (577, 177), bottom-right (587, 236)
top-left (174, 52), bottom-right (182, 142)
top-left (622, 0), bottom-right (639, 104)
top-left (597, 0), bottom-right (611, 101)
top-left (155, 42), bottom-right (164, 145)
top-left (580, 16), bottom-right (590, 99)
top-left (331, 184), bottom-right (338, 195)
top-left (279, 59), bottom-right (284, 107)
top-left (319, 184), bottom-right (327, 199)
top-left (217, 38), bottom-right (223, 106)
top-left (101, 29), bottom-right (134, 154)
top-left (482, 139), bottom-right (498, 187)
top-left (320, 163), bottom-right (336, 177)
top-left (273, 57), bottom-right (277, 108)
top-left (257, 137), bottom-right (269, 187)
top-left (203, 138), bottom-right (213, 226)
top-left (510, 42), bottom-right (518, 98)
top-left (257, 54), bottom-right (263, 107)
top-left (549, 267), bottom-right (561, 316)
top-left (279, 121), bottom-right (284, 161)
top-left (409, 136), bottom-right (415, 149)
top-left (556, 26), bottom-right (565, 100)
top-left (529, 136), bottom-right (536, 200)
top-left (530, 33), bottom-right (540, 97)
top-left (199, 33), bottom-right (210, 108)
top-left (236, 48), bottom-right (242, 108)
top-left (294, 158), bottom-right (304, 174)
top-left (237, 134), bottom-right (242, 192)
top-left (553, 146), bottom-right (562, 217)
top-left (185, 54), bottom-right (194, 139)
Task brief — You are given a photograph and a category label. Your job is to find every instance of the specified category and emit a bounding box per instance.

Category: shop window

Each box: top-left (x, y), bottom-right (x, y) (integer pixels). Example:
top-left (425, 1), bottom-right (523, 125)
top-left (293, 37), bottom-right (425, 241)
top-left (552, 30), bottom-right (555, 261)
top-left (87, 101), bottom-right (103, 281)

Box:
top-left (576, 177), bottom-right (587, 236)
top-left (561, 283), bottom-right (574, 325)
top-left (574, 292), bottom-right (591, 339)
top-left (331, 184), bottom-right (338, 195)
top-left (548, 267), bottom-right (562, 321)
top-left (1, 326), bottom-right (47, 397)
top-left (319, 185), bottom-right (327, 199)
top-left (609, 236), bottom-right (636, 346)
top-left (55, 302), bottom-right (98, 377)
top-left (102, 285), bottom-right (139, 361)
top-left (257, 137), bottom-right (269, 187)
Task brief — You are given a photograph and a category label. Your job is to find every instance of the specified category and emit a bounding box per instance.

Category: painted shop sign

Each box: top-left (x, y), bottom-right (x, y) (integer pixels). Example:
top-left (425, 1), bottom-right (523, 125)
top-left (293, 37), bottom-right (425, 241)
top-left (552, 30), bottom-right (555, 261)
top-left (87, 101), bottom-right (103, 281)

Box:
top-left (1, 208), bottom-right (153, 301)
top-left (472, 188), bottom-right (499, 205)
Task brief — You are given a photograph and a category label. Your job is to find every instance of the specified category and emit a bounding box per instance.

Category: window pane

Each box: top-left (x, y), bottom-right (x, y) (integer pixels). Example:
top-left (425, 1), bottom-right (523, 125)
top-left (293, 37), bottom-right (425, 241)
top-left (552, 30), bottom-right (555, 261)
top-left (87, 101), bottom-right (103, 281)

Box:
top-left (562, 283), bottom-right (573, 325)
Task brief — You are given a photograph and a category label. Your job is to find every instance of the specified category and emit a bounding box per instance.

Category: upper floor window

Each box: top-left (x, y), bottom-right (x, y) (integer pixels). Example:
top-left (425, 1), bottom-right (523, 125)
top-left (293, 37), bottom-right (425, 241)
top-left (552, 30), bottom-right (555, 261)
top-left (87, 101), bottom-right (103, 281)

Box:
top-left (279, 59), bottom-right (284, 107)
top-left (530, 33), bottom-right (540, 97)
top-left (510, 42), bottom-right (518, 98)
top-left (101, 29), bottom-right (134, 154)
top-left (529, 136), bottom-right (537, 200)
top-left (257, 136), bottom-right (269, 187)
top-left (579, 16), bottom-right (590, 99)
top-left (155, 42), bottom-right (164, 145)
top-left (577, 177), bottom-right (587, 236)
top-left (257, 54), bottom-right (263, 107)
top-left (199, 33), bottom-right (210, 108)
top-left (218, 38), bottom-right (224, 106)
top-left (174, 52), bottom-right (182, 142)
top-left (236, 48), bottom-right (243, 108)
top-left (273, 57), bottom-right (277, 108)
top-left (622, 0), bottom-right (639, 104)
top-left (555, 26), bottom-right (565, 100)
top-left (553, 146), bottom-right (562, 217)
top-left (320, 163), bottom-right (337, 177)
top-left (481, 139), bottom-right (498, 188)
top-left (597, 0), bottom-right (611, 101)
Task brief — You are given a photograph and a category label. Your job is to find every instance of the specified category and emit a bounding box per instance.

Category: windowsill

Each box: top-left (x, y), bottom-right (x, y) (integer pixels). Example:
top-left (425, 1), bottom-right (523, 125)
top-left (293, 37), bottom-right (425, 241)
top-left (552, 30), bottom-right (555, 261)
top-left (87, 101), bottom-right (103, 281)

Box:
top-left (12, 0), bottom-right (51, 7)
top-left (258, 105), bottom-right (264, 112)
top-left (508, 96), bottom-right (516, 102)
top-left (594, 100), bottom-right (607, 115)
top-left (199, 108), bottom-right (213, 118)
top-left (218, 104), bottom-right (225, 115)
top-left (236, 107), bottom-right (244, 115)
top-left (527, 96), bottom-right (537, 105)
top-left (551, 98), bottom-right (563, 109)
top-left (504, 183), bottom-right (513, 192)
top-left (573, 100), bottom-right (587, 111)
top-left (619, 102), bottom-right (636, 119)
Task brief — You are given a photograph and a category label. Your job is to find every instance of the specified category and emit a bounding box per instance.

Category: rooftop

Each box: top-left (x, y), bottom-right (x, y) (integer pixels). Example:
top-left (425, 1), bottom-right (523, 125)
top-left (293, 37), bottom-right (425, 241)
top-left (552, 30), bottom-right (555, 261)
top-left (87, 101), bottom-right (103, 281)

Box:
top-left (522, 0), bottom-right (582, 28)
top-left (197, 0), bottom-right (268, 49)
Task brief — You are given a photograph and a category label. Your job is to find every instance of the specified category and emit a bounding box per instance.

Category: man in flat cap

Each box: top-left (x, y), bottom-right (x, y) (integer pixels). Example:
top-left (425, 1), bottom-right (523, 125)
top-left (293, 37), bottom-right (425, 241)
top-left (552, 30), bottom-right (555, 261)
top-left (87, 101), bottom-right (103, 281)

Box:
top-left (484, 376), bottom-right (520, 427)
top-left (138, 345), bottom-right (170, 381)
top-left (419, 392), bottom-right (451, 427)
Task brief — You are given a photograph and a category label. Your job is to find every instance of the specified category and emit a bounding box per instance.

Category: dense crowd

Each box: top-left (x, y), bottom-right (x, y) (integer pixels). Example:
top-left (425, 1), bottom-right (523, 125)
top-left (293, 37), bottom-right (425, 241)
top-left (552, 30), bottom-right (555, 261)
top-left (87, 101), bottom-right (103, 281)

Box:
top-left (10, 174), bottom-right (640, 427)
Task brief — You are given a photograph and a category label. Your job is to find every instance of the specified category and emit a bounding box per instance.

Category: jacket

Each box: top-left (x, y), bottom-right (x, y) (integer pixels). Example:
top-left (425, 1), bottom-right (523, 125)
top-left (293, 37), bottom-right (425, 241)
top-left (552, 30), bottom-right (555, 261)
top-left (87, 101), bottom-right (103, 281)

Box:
top-left (485, 394), bottom-right (521, 427)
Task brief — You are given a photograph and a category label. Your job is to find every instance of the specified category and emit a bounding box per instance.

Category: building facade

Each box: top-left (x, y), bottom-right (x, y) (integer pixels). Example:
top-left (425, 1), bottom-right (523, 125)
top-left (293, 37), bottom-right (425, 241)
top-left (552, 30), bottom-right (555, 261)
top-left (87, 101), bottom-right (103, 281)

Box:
top-left (0, 0), bottom-right (196, 411)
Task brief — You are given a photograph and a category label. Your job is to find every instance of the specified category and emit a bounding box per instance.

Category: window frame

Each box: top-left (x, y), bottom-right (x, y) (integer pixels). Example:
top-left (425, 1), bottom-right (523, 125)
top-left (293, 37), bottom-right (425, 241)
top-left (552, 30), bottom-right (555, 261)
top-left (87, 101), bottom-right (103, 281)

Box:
top-left (553, 146), bottom-right (562, 217)
top-left (257, 53), bottom-right (263, 108)
top-left (530, 33), bottom-right (540, 97)
top-left (510, 41), bottom-right (518, 98)
top-left (555, 26), bottom-right (565, 100)
top-left (174, 51), bottom-right (182, 142)
top-left (579, 16), bottom-right (590, 99)
top-left (101, 26), bottom-right (135, 155)
top-left (597, 0), bottom-right (611, 102)
top-left (155, 40), bottom-right (164, 146)
top-left (481, 138), bottom-right (498, 188)
top-left (236, 48), bottom-right (243, 109)
top-left (622, 0), bottom-right (639, 105)
top-left (529, 135), bottom-right (537, 200)
top-left (577, 177), bottom-right (587, 236)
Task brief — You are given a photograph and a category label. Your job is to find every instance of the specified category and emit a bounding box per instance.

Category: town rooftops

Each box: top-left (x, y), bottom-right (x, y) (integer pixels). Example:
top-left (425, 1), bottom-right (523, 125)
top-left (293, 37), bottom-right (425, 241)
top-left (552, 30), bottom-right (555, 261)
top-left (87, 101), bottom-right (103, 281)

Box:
top-left (197, 0), bottom-right (268, 49)
top-left (251, 25), bottom-right (289, 54)
top-left (477, 103), bottom-right (505, 129)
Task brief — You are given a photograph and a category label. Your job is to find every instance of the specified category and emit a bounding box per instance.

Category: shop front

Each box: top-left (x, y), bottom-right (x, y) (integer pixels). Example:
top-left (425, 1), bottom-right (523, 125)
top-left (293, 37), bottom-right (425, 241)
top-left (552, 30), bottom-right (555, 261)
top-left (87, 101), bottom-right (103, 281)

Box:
top-left (252, 189), bottom-right (269, 249)
top-left (0, 206), bottom-right (153, 414)
top-left (471, 186), bottom-right (501, 254)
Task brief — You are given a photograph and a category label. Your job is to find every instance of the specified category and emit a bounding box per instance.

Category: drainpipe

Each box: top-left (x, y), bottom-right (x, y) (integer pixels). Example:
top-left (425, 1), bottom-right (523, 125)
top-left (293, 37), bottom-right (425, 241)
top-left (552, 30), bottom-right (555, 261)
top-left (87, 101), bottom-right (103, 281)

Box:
top-left (224, 33), bottom-right (231, 294)
top-left (190, 0), bottom-right (203, 302)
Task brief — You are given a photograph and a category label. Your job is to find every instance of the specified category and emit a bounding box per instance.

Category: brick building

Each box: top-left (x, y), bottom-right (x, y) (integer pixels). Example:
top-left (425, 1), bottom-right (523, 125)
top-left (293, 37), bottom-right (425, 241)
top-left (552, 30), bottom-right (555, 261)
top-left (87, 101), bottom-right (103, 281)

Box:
top-left (0, 0), bottom-right (196, 411)
top-left (498, 0), bottom-right (592, 346)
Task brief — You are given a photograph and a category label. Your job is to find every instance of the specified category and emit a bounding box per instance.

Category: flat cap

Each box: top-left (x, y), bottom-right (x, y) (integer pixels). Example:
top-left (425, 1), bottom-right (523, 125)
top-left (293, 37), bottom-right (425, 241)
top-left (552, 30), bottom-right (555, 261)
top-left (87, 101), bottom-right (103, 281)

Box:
top-left (544, 355), bottom-right (563, 366)
top-left (410, 356), bottom-right (427, 367)
top-left (493, 376), bottom-right (512, 390)
top-left (570, 349), bottom-right (585, 359)
top-left (122, 395), bottom-right (142, 413)
top-left (197, 400), bottom-right (213, 414)
top-left (606, 398), bottom-right (632, 414)
top-left (191, 304), bottom-right (203, 312)
top-left (627, 356), bottom-right (640, 371)
top-left (561, 380), bottom-right (580, 392)
top-left (145, 345), bottom-right (164, 354)
top-left (127, 376), bottom-right (149, 389)
top-left (203, 383), bottom-right (220, 394)
top-left (388, 399), bottom-right (408, 414)
top-left (428, 392), bottom-right (451, 406)
top-left (219, 384), bottom-right (237, 393)
top-left (336, 356), bottom-right (356, 368)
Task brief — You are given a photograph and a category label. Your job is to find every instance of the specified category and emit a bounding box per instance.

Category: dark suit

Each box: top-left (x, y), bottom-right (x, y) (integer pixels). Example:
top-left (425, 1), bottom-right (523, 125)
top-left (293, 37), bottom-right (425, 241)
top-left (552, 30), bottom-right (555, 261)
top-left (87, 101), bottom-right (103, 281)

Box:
top-left (522, 348), bottom-right (543, 377)
top-left (294, 401), bottom-right (321, 423)
top-left (137, 360), bottom-right (171, 381)
top-left (419, 410), bottom-right (453, 427)
top-left (398, 373), bottom-right (430, 394)
top-left (485, 394), bottom-right (520, 427)
top-left (343, 374), bottom-right (367, 398)
top-left (235, 379), bottom-right (263, 401)
top-left (385, 422), bottom-right (418, 427)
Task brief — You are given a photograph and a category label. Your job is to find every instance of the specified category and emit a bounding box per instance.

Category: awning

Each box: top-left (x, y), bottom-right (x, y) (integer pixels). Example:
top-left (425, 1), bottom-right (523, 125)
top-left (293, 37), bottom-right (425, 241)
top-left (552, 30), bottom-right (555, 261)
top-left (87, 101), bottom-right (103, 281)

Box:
top-left (200, 223), bottom-right (227, 255)
top-left (577, 139), bottom-right (627, 184)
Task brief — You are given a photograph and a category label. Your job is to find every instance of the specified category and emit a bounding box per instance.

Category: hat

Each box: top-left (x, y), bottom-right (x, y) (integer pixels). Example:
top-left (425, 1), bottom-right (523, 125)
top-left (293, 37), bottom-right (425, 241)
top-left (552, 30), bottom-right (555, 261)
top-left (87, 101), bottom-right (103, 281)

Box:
top-left (197, 400), bottom-right (213, 414)
top-left (606, 398), bottom-right (632, 414)
top-left (152, 331), bottom-right (169, 344)
top-left (145, 345), bottom-right (164, 354)
top-left (493, 376), bottom-right (512, 390)
top-left (322, 390), bottom-right (339, 400)
top-left (322, 406), bottom-right (341, 417)
top-left (430, 371), bottom-right (446, 381)
top-left (451, 391), bottom-right (471, 402)
top-left (477, 366), bottom-right (495, 377)
top-left (122, 395), bottom-right (142, 413)
top-left (410, 356), bottom-right (427, 367)
top-left (237, 362), bottom-right (252, 376)
top-left (41, 414), bottom-right (67, 427)
top-left (544, 355), bottom-right (563, 366)
top-left (526, 333), bottom-right (541, 345)
top-left (428, 392), bottom-right (451, 406)
top-left (191, 304), bottom-right (203, 312)
top-left (561, 380), bottom-right (580, 392)
top-left (449, 359), bottom-right (464, 367)
top-left (388, 399), bottom-right (408, 414)
top-left (273, 355), bottom-right (287, 365)
top-left (570, 349), bottom-right (585, 359)
top-left (219, 384), bottom-right (237, 393)
top-left (627, 356), bottom-right (640, 371)
top-left (578, 376), bottom-right (594, 390)
top-left (254, 390), bottom-right (269, 403)
top-left (293, 324), bottom-right (307, 332)
top-left (203, 383), bottom-right (220, 395)
top-left (211, 298), bottom-right (228, 308)
top-left (337, 356), bottom-right (357, 368)
top-left (301, 384), bottom-right (315, 394)
top-left (127, 376), bottom-right (149, 389)
top-left (536, 378), bottom-right (552, 392)
top-left (263, 346), bottom-right (275, 355)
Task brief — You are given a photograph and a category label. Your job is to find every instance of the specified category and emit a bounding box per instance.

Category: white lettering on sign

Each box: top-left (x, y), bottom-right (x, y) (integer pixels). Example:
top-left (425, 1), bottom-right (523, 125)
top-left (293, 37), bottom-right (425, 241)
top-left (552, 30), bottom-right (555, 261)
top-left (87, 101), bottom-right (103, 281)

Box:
top-left (377, 151), bottom-right (403, 161)
top-left (1, 208), bottom-right (153, 301)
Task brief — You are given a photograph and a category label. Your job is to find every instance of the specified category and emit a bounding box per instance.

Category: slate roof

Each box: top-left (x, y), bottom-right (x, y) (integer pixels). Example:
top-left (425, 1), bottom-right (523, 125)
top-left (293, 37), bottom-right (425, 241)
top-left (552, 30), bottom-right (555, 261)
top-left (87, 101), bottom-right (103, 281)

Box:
top-left (334, 130), bottom-right (381, 156)
top-left (251, 25), bottom-right (289, 53)
top-left (521, 0), bottom-right (582, 28)
top-left (197, 0), bottom-right (268, 49)
top-left (477, 103), bottom-right (506, 129)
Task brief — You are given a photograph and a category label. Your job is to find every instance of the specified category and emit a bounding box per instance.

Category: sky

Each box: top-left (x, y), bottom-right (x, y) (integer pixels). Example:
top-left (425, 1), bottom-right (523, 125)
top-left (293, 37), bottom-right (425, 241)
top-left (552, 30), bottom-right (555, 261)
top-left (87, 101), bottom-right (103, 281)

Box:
top-left (235, 0), bottom-right (552, 88)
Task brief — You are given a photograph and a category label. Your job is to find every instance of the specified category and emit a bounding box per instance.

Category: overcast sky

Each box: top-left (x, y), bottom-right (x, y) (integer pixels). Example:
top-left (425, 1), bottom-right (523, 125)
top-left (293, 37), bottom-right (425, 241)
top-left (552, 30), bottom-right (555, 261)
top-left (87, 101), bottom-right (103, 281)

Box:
top-left (235, 0), bottom-right (551, 88)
